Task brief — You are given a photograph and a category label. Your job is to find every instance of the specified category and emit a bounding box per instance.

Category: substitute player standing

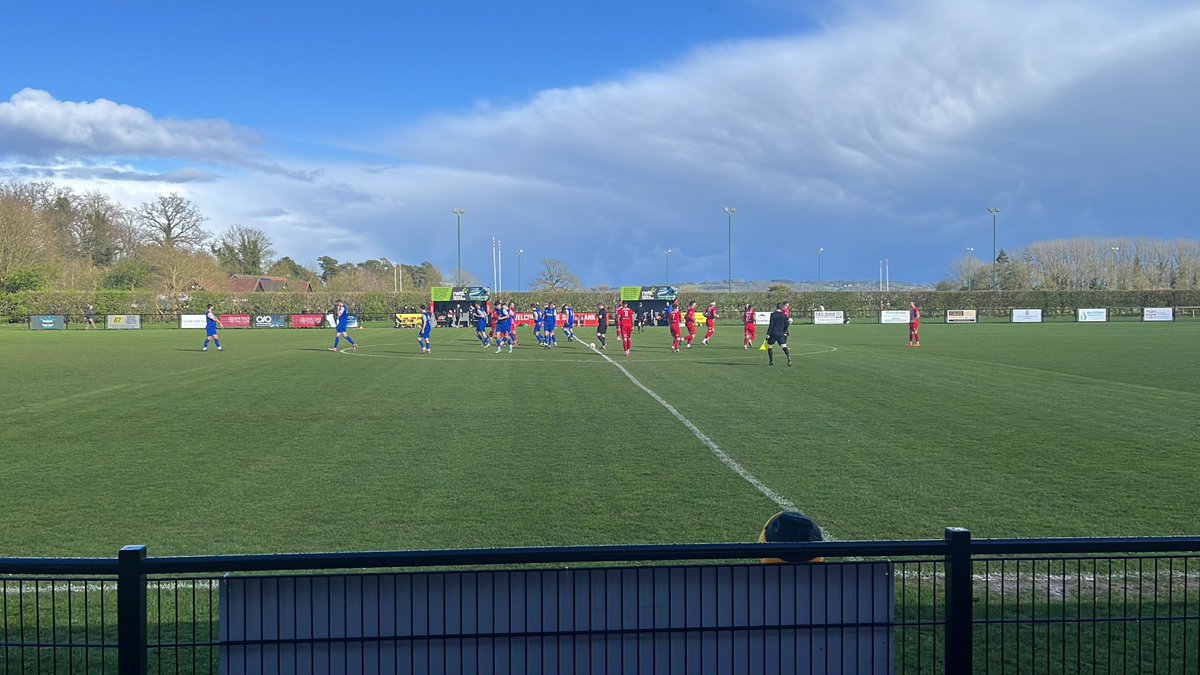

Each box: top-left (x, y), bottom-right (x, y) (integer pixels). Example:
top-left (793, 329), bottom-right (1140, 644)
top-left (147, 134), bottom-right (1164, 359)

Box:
top-left (417, 305), bottom-right (433, 353)
top-left (202, 304), bottom-right (223, 351)
top-left (668, 300), bottom-right (682, 352)
top-left (743, 303), bottom-right (757, 349)
top-left (702, 302), bottom-right (718, 346)
top-left (766, 303), bottom-right (792, 367)
top-left (908, 301), bottom-right (921, 347)
top-left (595, 304), bottom-right (609, 350)
top-left (328, 300), bottom-right (358, 351)
top-left (617, 302), bottom-right (635, 357)
top-left (684, 301), bottom-right (698, 348)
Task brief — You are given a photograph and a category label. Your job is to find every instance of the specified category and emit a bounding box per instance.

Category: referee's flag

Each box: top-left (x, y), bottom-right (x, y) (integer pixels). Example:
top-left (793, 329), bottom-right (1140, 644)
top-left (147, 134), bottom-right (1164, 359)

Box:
top-left (758, 341), bottom-right (768, 351)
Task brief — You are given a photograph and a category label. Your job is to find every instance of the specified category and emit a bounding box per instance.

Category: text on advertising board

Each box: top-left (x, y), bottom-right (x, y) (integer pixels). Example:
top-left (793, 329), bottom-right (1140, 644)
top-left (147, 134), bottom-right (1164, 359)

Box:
top-left (290, 314), bottom-right (325, 328)
top-left (105, 314), bottom-right (142, 330)
top-left (1143, 307), bottom-right (1174, 322)
top-left (180, 314), bottom-right (207, 329)
top-left (880, 310), bottom-right (910, 324)
top-left (813, 310), bottom-right (845, 325)
top-left (253, 314), bottom-right (288, 328)
top-left (218, 314), bottom-right (251, 328)
top-left (1077, 308), bottom-right (1108, 322)
top-left (30, 315), bottom-right (66, 330)
top-left (946, 309), bottom-right (978, 324)
top-left (1011, 309), bottom-right (1043, 323)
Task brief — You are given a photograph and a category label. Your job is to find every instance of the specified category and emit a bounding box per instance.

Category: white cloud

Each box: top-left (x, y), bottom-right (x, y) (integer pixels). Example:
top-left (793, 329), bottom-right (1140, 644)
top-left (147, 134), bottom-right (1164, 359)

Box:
top-left (0, 88), bottom-right (260, 163)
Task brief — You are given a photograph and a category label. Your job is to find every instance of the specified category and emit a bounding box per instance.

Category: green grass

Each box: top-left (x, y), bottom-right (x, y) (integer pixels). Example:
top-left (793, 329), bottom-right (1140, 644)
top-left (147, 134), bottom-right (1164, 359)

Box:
top-left (1, 320), bottom-right (1198, 557)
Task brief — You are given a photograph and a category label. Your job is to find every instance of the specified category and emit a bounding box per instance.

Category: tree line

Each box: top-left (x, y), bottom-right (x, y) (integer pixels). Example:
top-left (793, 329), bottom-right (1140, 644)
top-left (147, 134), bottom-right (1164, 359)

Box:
top-left (940, 239), bottom-right (1200, 291)
top-left (0, 180), bottom-right (589, 296)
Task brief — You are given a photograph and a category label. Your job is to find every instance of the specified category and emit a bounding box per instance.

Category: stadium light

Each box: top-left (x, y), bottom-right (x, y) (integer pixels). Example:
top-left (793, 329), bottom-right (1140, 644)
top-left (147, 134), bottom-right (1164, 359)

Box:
top-left (664, 249), bottom-right (672, 286)
top-left (988, 207), bottom-right (1001, 290)
top-left (1111, 246), bottom-right (1120, 290)
top-left (816, 247), bottom-right (824, 291)
top-left (452, 208), bottom-right (465, 286)
top-left (724, 207), bottom-right (736, 293)
top-left (965, 247), bottom-right (974, 291)
top-left (515, 249), bottom-right (524, 291)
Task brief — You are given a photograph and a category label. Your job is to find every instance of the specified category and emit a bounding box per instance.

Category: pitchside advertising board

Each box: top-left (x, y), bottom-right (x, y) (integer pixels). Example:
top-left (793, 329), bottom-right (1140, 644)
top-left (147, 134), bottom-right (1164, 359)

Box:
top-left (880, 309), bottom-right (910, 324)
top-left (946, 309), bottom-right (978, 324)
top-left (813, 310), bottom-right (844, 325)
top-left (219, 314), bottom-right (251, 328)
top-left (29, 315), bottom-right (66, 330)
top-left (1143, 307), bottom-right (1174, 322)
top-left (430, 286), bottom-right (489, 302)
top-left (253, 314), bottom-right (288, 328)
top-left (513, 312), bottom-right (600, 327)
top-left (324, 314), bottom-right (359, 328)
top-left (105, 314), bottom-right (142, 330)
top-left (290, 314), bottom-right (325, 328)
top-left (1078, 308), bottom-right (1108, 322)
top-left (619, 285), bottom-right (679, 302)
top-left (180, 314), bottom-right (206, 329)
top-left (755, 311), bottom-right (772, 325)
top-left (1012, 309), bottom-right (1043, 323)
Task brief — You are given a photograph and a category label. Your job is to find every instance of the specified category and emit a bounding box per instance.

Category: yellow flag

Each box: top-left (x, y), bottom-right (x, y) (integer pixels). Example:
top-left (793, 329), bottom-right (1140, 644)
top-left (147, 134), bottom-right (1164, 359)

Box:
top-left (758, 341), bottom-right (768, 351)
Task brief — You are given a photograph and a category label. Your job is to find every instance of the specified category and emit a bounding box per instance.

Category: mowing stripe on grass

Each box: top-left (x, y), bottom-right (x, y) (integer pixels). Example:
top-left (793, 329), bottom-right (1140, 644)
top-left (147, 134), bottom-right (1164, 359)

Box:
top-left (584, 342), bottom-right (798, 513)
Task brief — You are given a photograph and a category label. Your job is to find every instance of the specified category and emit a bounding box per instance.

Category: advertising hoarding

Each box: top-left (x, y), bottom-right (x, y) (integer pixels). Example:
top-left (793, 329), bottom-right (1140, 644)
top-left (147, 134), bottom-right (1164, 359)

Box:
top-left (290, 314), bottom-right (325, 328)
top-left (619, 286), bottom-right (679, 302)
top-left (880, 310), bottom-right (910, 324)
top-left (430, 286), bottom-right (490, 302)
top-left (30, 315), bottom-right (66, 330)
top-left (105, 314), bottom-right (142, 330)
top-left (1143, 307), bottom-right (1174, 322)
top-left (180, 314), bottom-right (206, 329)
top-left (945, 309), bottom-right (978, 324)
top-left (755, 311), bottom-right (772, 325)
top-left (1077, 308), bottom-right (1108, 322)
top-left (323, 314), bottom-right (359, 329)
top-left (252, 314), bottom-right (288, 328)
top-left (512, 312), bottom-right (600, 327)
top-left (219, 314), bottom-right (251, 328)
top-left (1011, 309), bottom-right (1043, 323)
top-left (813, 310), bottom-right (845, 325)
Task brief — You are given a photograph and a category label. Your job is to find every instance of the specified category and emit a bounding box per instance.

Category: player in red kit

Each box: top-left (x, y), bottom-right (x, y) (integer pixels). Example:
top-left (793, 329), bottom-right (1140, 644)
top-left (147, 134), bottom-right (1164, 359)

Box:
top-left (908, 301), bottom-right (921, 347)
top-left (668, 301), bottom-right (683, 352)
top-left (616, 302), bottom-right (636, 357)
top-left (684, 301), bottom-right (698, 348)
top-left (702, 302), bottom-right (718, 346)
top-left (742, 304), bottom-right (756, 349)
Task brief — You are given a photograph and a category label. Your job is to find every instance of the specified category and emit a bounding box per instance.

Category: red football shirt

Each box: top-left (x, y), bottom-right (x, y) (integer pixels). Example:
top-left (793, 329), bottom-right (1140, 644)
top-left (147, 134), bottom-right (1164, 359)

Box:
top-left (743, 310), bottom-right (755, 325)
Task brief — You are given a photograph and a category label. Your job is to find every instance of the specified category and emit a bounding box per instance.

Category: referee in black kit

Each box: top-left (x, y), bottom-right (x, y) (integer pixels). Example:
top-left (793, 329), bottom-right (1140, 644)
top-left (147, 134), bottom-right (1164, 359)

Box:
top-left (766, 303), bottom-right (792, 367)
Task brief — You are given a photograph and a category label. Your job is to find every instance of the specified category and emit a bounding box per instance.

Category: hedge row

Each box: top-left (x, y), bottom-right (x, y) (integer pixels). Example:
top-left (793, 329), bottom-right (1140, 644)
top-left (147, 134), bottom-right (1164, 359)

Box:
top-left (4, 289), bottom-right (1200, 320)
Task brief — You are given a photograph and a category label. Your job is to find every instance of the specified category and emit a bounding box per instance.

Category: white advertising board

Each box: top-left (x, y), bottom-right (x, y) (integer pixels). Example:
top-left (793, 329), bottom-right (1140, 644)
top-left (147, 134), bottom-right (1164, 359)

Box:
top-left (105, 314), bottom-right (142, 330)
top-left (945, 309), bottom-right (978, 324)
top-left (754, 311), bottom-right (772, 325)
top-left (813, 310), bottom-right (844, 325)
top-left (880, 310), bottom-right (910, 324)
top-left (180, 314), bottom-right (206, 329)
top-left (1011, 309), bottom-right (1043, 323)
top-left (1077, 308), bottom-right (1108, 322)
top-left (1143, 307), bottom-right (1174, 322)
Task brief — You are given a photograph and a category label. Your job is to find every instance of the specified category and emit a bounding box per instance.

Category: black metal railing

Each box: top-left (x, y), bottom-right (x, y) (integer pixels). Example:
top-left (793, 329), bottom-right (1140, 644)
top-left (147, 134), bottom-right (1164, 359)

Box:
top-left (3, 530), bottom-right (1200, 673)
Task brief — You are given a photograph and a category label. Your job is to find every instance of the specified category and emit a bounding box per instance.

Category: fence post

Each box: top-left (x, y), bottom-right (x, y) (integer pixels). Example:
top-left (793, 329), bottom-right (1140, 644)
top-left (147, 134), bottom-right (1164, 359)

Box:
top-left (944, 528), bottom-right (973, 674)
top-left (118, 545), bottom-right (148, 674)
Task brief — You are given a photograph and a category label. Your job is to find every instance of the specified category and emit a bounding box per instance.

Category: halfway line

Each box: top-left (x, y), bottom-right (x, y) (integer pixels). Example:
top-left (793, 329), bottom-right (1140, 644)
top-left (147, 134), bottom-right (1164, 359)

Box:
top-left (585, 342), bottom-right (797, 513)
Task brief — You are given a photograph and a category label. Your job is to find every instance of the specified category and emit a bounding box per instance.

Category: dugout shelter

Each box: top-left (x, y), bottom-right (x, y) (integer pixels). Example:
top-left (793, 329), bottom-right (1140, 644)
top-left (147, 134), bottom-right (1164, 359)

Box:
top-left (430, 286), bottom-right (490, 327)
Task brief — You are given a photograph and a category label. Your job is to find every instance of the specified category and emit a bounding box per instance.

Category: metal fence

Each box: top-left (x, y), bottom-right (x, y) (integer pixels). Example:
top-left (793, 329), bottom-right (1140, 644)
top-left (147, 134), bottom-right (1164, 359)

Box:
top-left (3, 530), bottom-right (1200, 673)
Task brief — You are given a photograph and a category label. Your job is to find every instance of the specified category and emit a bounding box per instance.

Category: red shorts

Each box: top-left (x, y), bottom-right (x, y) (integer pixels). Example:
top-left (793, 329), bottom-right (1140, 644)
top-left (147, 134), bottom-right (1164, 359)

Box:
top-left (619, 322), bottom-right (633, 336)
top-left (686, 322), bottom-right (696, 334)
top-left (744, 324), bottom-right (756, 338)
top-left (910, 321), bottom-right (919, 331)
top-left (670, 325), bottom-right (681, 337)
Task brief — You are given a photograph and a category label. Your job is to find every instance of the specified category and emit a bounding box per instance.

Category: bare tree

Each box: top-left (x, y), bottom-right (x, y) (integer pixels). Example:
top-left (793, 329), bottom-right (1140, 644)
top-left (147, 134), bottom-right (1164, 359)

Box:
top-left (211, 225), bottom-right (276, 275)
top-left (134, 193), bottom-right (210, 250)
top-left (0, 195), bottom-right (58, 279)
top-left (531, 258), bottom-right (582, 291)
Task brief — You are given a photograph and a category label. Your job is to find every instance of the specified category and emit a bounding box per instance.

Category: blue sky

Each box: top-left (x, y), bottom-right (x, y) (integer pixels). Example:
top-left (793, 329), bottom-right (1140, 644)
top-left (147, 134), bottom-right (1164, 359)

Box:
top-left (2, 0), bottom-right (1198, 287)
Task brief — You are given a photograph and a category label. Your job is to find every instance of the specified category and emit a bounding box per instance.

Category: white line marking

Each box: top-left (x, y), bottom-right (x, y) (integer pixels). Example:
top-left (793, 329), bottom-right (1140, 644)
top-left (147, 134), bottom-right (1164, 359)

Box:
top-left (583, 341), bottom-right (798, 513)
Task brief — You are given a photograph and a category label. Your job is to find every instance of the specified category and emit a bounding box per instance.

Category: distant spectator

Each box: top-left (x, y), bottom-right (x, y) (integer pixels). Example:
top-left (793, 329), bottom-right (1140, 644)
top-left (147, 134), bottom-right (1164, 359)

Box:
top-left (84, 304), bottom-right (96, 329)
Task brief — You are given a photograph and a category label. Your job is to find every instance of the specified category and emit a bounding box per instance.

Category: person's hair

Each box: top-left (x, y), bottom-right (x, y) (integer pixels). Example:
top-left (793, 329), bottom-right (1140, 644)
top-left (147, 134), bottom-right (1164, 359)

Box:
top-left (207, 304), bottom-right (214, 310)
top-left (776, 303), bottom-right (782, 309)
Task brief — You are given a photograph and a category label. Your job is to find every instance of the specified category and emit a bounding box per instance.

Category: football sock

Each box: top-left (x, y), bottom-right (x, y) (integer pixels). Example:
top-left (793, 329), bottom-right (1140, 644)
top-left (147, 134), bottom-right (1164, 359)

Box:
top-left (333, 337), bottom-right (340, 348)
top-left (345, 336), bottom-right (356, 346)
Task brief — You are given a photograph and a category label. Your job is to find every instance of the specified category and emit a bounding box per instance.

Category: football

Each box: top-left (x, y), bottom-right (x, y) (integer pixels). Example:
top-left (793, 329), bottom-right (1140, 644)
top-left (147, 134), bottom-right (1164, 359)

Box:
top-left (589, 342), bottom-right (596, 349)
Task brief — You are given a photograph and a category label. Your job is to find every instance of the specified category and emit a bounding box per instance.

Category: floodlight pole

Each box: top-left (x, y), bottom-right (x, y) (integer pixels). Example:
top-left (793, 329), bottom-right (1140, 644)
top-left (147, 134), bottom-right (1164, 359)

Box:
top-left (724, 207), bottom-right (736, 293)
top-left (965, 248), bottom-right (974, 291)
top-left (664, 249), bottom-right (672, 286)
top-left (452, 208), bottom-right (465, 286)
top-left (816, 247), bottom-right (824, 291)
top-left (1110, 246), bottom-right (1120, 290)
top-left (515, 249), bottom-right (524, 291)
top-left (988, 207), bottom-right (1001, 290)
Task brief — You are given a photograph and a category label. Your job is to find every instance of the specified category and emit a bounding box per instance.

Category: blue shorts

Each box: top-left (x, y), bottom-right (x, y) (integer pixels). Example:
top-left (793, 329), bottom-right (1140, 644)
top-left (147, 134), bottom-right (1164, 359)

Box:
top-left (206, 328), bottom-right (217, 336)
top-left (419, 329), bottom-right (431, 339)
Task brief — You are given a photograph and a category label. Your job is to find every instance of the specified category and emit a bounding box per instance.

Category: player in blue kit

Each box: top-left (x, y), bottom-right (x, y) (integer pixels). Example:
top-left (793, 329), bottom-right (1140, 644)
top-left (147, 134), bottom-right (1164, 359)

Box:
top-left (563, 304), bottom-right (576, 342)
top-left (202, 304), bottom-right (223, 351)
top-left (531, 303), bottom-right (545, 346)
top-left (328, 300), bottom-right (358, 351)
top-left (418, 306), bottom-right (432, 353)
top-left (472, 303), bottom-right (490, 346)
top-left (542, 302), bottom-right (557, 348)
top-left (494, 302), bottom-right (514, 353)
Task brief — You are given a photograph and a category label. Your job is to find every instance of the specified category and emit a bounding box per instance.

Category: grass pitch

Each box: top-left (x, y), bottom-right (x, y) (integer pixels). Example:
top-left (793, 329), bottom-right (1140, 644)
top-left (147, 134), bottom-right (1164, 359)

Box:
top-left (1, 320), bottom-right (1197, 557)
